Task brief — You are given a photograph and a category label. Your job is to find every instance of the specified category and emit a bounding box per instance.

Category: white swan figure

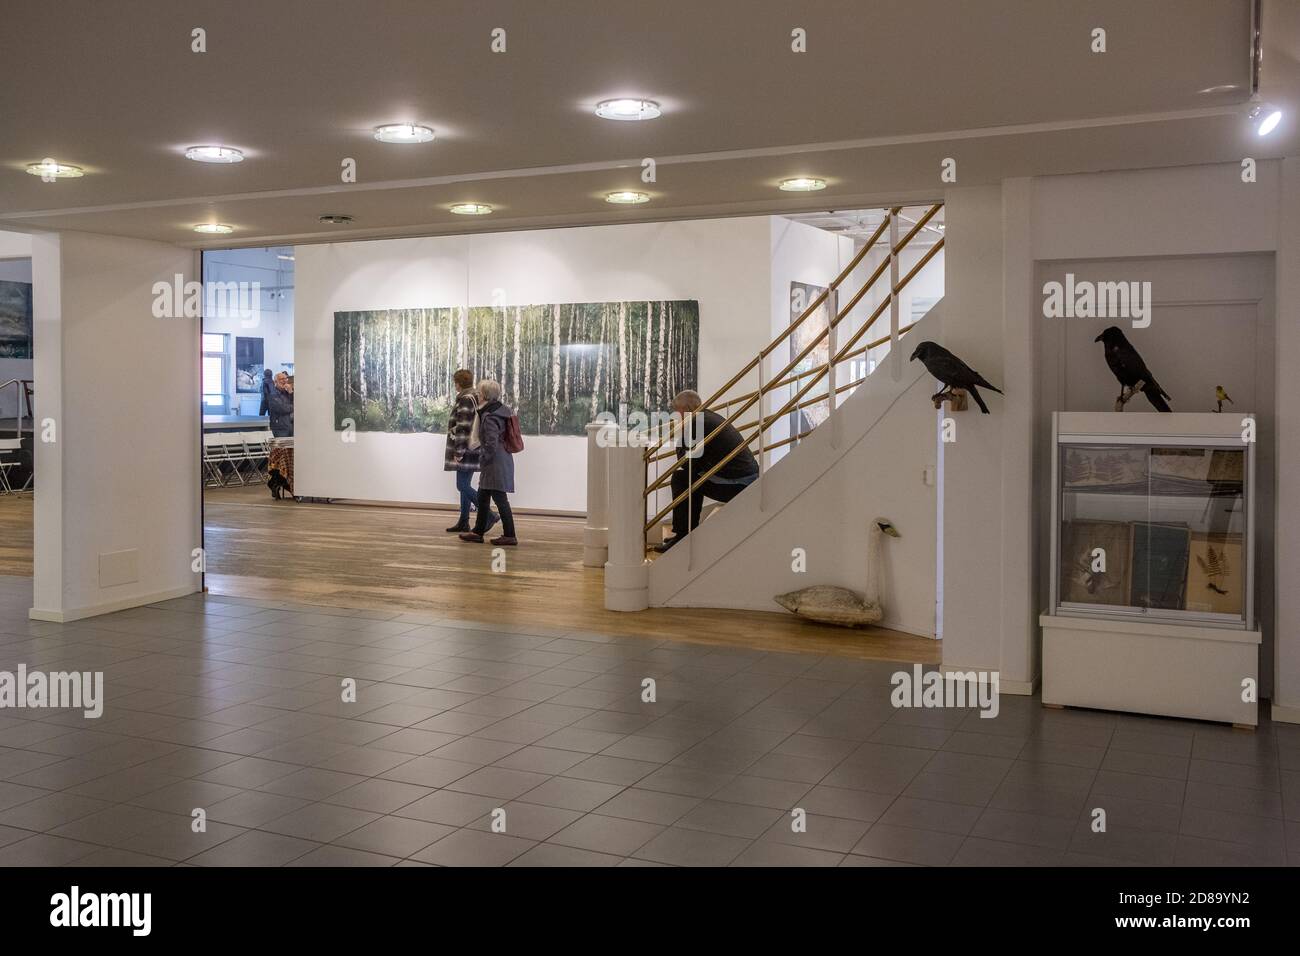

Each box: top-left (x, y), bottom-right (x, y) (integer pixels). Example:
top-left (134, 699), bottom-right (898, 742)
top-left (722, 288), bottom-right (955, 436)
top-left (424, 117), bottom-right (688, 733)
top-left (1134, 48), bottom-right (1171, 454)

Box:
top-left (774, 518), bottom-right (899, 628)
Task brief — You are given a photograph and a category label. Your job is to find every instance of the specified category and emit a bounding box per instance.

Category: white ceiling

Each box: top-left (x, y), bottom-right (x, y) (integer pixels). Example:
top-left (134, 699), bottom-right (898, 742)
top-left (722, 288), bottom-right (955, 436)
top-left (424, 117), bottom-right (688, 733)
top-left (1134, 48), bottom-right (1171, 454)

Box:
top-left (1, 0), bottom-right (1295, 247)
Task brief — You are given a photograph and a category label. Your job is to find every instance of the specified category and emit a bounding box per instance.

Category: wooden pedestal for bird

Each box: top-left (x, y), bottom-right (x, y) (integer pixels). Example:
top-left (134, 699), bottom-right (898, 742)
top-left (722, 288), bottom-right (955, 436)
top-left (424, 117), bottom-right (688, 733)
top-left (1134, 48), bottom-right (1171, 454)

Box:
top-left (775, 519), bottom-right (900, 628)
top-left (1113, 379), bottom-right (1147, 412)
top-left (931, 387), bottom-right (968, 412)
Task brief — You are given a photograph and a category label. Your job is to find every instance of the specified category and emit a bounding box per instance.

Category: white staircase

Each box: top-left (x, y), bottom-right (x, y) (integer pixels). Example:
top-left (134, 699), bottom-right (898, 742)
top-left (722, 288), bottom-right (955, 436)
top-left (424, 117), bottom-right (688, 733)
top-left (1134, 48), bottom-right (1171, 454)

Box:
top-left (647, 303), bottom-right (944, 635)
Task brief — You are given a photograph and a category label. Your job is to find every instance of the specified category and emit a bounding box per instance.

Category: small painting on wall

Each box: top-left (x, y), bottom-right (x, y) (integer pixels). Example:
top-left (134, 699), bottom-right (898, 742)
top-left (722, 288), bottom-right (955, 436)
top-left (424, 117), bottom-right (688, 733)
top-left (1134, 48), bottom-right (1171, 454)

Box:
top-left (787, 281), bottom-right (830, 436)
top-left (0, 280), bottom-right (33, 359)
top-left (235, 337), bottom-right (265, 393)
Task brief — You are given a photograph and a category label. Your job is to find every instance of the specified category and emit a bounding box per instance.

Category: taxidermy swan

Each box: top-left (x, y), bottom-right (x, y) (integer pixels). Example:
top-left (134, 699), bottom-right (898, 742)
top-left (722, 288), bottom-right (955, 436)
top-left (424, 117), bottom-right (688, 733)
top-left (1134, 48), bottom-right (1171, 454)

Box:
top-left (775, 519), bottom-right (900, 627)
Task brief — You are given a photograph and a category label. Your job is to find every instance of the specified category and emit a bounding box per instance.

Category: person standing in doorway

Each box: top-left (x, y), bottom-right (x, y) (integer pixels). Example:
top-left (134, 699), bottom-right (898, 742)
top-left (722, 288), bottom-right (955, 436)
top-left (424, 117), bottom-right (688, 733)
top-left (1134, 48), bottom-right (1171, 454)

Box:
top-left (459, 379), bottom-right (518, 546)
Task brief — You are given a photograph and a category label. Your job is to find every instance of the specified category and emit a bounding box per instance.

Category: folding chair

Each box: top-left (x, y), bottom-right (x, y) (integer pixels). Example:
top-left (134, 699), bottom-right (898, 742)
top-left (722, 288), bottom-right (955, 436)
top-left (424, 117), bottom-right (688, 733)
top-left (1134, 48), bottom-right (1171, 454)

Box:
top-left (239, 430), bottom-right (271, 483)
top-left (0, 437), bottom-right (25, 495)
top-left (202, 433), bottom-right (235, 487)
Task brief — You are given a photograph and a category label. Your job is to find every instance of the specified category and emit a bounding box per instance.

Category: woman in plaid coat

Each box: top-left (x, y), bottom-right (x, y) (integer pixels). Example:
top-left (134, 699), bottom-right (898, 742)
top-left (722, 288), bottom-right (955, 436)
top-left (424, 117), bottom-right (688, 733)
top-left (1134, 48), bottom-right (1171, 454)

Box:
top-left (444, 369), bottom-right (494, 532)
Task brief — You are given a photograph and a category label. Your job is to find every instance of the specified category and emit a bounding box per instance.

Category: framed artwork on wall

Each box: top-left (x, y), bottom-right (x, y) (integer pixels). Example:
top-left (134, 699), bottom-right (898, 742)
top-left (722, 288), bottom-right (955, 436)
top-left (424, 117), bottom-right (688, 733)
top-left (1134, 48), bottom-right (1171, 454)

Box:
top-left (0, 280), bottom-right (33, 359)
top-left (235, 337), bottom-right (265, 393)
top-left (333, 299), bottom-right (700, 435)
top-left (787, 281), bottom-right (829, 437)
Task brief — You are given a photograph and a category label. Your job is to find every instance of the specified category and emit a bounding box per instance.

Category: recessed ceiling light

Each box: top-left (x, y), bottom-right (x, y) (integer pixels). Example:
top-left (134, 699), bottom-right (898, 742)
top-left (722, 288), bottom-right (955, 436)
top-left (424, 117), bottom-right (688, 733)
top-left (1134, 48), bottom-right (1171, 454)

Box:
top-left (25, 159), bottom-right (83, 179)
top-left (373, 123), bottom-right (435, 144)
top-left (450, 202), bottom-right (493, 215)
top-left (605, 190), bottom-right (650, 204)
top-left (779, 177), bottom-right (827, 192)
top-left (276, 254), bottom-right (295, 261)
top-left (185, 145), bottom-right (245, 164)
top-left (193, 223), bottom-right (234, 234)
top-left (319, 214), bottom-right (354, 224)
top-left (595, 98), bottom-right (661, 121)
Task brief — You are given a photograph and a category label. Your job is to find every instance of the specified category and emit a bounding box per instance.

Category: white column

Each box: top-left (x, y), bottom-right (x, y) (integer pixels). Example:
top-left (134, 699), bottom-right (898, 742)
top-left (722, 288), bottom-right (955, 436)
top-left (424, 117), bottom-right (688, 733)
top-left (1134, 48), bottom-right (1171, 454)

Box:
top-left (1273, 157), bottom-right (1300, 723)
top-left (582, 421), bottom-right (615, 566)
top-left (604, 439), bottom-right (650, 611)
top-left (31, 230), bottom-right (201, 622)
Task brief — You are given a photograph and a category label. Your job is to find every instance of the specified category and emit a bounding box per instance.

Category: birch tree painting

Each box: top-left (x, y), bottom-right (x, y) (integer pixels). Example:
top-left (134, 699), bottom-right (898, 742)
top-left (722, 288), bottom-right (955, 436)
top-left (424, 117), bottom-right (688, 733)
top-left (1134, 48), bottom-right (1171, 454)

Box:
top-left (334, 299), bottom-right (699, 434)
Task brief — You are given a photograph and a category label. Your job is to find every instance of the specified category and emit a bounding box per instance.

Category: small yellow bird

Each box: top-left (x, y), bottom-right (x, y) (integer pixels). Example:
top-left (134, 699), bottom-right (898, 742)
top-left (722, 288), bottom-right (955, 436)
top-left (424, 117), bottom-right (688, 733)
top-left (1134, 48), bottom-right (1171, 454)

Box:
top-left (1215, 385), bottom-right (1233, 413)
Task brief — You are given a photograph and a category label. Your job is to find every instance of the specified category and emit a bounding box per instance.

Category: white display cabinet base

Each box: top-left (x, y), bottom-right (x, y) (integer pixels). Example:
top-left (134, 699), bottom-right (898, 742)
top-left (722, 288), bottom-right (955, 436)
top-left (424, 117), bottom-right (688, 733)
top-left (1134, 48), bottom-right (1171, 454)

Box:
top-left (1040, 613), bottom-right (1260, 727)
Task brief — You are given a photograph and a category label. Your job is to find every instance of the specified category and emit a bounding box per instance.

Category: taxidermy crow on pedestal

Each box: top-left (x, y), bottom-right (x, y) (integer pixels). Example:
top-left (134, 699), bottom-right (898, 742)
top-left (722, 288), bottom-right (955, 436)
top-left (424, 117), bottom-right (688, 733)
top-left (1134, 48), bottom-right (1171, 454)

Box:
top-left (1094, 326), bottom-right (1171, 412)
top-left (909, 341), bottom-right (1003, 414)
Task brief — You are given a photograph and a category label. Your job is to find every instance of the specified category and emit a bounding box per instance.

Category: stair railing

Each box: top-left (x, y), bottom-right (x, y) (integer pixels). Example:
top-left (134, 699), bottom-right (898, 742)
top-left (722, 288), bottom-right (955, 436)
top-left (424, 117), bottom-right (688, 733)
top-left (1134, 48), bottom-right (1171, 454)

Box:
top-left (640, 202), bottom-right (943, 548)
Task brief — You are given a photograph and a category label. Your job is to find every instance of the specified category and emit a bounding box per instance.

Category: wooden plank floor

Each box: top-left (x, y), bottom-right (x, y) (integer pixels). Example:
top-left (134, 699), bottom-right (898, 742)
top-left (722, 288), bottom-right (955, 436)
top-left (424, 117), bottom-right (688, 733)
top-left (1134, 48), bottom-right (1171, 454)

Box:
top-left (0, 494), bottom-right (32, 576)
top-left (0, 488), bottom-right (939, 662)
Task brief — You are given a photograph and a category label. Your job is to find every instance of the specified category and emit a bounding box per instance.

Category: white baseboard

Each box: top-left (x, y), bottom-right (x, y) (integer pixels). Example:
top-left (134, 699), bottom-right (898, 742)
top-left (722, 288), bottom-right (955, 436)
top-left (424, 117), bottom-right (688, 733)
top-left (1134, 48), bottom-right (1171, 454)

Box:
top-left (29, 583), bottom-right (200, 623)
top-left (941, 663), bottom-right (1039, 696)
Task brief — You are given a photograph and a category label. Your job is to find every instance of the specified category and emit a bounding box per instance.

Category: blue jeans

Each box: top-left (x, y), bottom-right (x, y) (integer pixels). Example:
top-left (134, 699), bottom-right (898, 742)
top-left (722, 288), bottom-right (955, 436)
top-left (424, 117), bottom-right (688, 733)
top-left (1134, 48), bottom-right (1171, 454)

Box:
top-left (455, 470), bottom-right (477, 525)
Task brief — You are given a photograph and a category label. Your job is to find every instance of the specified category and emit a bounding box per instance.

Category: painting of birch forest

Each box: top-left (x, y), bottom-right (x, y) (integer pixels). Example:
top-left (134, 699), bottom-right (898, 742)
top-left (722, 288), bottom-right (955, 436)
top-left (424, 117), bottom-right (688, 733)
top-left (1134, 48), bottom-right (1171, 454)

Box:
top-left (334, 300), bottom-right (699, 434)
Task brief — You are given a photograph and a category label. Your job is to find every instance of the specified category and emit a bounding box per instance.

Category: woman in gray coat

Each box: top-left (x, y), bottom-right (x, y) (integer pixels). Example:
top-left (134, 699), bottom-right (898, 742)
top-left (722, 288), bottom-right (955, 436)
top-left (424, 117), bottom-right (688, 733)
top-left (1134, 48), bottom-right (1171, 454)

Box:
top-left (460, 379), bottom-right (518, 546)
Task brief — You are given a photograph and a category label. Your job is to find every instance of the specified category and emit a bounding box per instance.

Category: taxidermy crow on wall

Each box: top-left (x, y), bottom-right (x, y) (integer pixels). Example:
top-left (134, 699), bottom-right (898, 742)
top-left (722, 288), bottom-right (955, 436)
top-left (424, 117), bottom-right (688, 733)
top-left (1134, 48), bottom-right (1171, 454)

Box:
top-left (1094, 326), bottom-right (1172, 412)
top-left (909, 341), bottom-right (1003, 414)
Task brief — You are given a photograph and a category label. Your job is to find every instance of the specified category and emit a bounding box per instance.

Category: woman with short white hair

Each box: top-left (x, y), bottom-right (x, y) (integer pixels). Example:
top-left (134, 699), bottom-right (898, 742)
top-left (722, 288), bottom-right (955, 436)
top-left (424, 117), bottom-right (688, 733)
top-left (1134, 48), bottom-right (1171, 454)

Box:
top-left (460, 379), bottom-right (519, 545)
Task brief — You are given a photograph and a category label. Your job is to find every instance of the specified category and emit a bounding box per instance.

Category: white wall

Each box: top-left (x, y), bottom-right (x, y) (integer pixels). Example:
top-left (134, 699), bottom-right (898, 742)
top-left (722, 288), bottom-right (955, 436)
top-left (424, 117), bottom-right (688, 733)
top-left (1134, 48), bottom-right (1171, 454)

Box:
top-left (937, 186), bottom-right (1017, 679)
top-left (295, 217), bottom-right (773, 512)
top-left (31, 230), bottom-right (200, 620)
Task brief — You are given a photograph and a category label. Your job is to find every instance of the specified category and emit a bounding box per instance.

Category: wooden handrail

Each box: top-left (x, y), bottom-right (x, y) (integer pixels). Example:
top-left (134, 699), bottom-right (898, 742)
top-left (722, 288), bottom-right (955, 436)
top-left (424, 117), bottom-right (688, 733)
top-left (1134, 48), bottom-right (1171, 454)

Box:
top-left (644, 214), bottom-right (901, 490)
top-left (643, 230), bottom-right (942, 530)
top-left (643, 208), bottom-right (901, 458)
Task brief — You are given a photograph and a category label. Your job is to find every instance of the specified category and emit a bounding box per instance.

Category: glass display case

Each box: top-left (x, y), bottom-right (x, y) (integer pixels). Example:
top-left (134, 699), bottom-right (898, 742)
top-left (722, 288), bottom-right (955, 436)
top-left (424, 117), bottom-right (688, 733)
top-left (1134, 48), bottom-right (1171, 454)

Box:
top-left (1050, 416), bottom-right (1253, 628)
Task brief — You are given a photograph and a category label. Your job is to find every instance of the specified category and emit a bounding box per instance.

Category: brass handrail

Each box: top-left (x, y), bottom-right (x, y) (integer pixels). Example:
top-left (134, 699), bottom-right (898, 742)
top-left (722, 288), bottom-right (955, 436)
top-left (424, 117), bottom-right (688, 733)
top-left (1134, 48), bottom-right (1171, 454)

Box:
top-left (643, 210), bottom-right (908, 494)
top-left (645, 202), bottom-right (938, 490)
top-left (643, 228), bottom-right (942, 532)
top-left (643, 208), bottom-right (901, 458)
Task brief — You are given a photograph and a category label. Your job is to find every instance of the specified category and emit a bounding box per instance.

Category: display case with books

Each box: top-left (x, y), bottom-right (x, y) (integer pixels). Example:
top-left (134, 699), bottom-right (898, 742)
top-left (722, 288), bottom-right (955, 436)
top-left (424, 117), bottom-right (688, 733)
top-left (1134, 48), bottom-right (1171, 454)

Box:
top-left (1042, 413), bottom-right (1260, 726)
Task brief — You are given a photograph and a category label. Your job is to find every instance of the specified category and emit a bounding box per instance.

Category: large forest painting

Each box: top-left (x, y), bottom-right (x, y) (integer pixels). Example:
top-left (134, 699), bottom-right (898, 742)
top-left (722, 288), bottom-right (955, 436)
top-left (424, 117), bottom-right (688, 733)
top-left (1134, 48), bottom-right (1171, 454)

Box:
top-left (334, 300), bottom-right (699, 435)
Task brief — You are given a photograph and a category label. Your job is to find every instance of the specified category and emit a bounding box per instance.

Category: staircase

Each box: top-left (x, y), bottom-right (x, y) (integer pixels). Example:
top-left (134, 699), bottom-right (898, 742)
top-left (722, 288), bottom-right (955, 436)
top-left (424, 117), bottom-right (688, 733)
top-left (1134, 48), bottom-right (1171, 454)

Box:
top-left (629, 203), bottom-right (946, 632)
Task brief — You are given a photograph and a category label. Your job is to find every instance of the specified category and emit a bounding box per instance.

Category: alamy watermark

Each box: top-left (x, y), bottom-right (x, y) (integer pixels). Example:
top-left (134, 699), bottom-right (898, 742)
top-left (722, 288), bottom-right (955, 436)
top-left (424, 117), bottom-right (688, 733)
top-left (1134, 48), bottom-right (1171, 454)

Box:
top-left (151, 274), bottom-right (261, 327)
top-left (0, 665), bottom-right (103, 718)
top-left (890, 664), bottom-right (1000, 719)
top-left (1042, 273), bottom-right (1151, 328)
top-left (50, 886), bottom-right (150, 936)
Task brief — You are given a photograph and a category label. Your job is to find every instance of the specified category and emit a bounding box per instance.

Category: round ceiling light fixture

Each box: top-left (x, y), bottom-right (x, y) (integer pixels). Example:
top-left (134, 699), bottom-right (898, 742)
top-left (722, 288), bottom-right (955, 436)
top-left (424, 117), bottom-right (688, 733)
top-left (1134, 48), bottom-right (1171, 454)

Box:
top-left (1248, 100), bottom-right (1283, 136)
top-left (193, 223), bottom-right (234, 235)
top-left (25, 158), bottom-right (83, 179)
top-left (605, 190), bottom-right (650, 204)
top-left (319, 214), bottom-right (354, 224)
top-left (595, 98), bottom-right (661, 121)
top-left (185, 145), bottom-right (245, 164)
top-left (779, 177), bottom-right (827, 192)
top-left (373, 123), bottom-right (435, 144)
top-left (449, 202), bottom-right (493, 215)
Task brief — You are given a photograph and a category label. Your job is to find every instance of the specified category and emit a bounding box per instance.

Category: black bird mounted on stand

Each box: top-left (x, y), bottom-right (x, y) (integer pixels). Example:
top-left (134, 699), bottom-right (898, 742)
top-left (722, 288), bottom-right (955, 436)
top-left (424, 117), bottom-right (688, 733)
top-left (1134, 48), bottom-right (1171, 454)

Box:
top-left (909, 341), bottom-right (1003, 414)
top-left (1094, 326), bottom-right (1172, 412)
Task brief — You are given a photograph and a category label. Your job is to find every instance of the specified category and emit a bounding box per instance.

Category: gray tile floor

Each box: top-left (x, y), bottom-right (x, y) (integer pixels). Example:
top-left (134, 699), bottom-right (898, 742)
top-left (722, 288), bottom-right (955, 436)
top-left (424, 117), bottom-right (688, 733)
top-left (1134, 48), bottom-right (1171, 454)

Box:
top-left (0, 575), bottom-right (1296, 866)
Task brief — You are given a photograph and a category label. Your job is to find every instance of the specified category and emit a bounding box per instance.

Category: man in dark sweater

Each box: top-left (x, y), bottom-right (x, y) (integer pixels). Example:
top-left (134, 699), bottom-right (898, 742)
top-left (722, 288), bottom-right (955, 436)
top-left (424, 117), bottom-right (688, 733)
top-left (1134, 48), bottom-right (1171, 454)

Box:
top-left (654, 389), bottom-right (759, 552)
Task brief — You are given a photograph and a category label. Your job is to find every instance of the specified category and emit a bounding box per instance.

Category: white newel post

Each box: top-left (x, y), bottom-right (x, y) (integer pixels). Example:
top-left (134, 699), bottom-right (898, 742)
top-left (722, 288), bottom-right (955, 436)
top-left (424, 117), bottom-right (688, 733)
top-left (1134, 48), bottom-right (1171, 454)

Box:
top-left (583, 422), bottom-right (615, 567)
top-left (604, 438), bottom-right (650, 611)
